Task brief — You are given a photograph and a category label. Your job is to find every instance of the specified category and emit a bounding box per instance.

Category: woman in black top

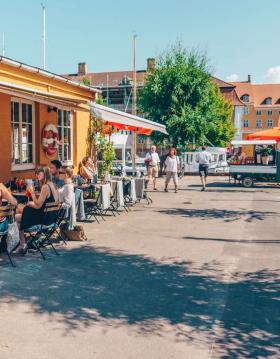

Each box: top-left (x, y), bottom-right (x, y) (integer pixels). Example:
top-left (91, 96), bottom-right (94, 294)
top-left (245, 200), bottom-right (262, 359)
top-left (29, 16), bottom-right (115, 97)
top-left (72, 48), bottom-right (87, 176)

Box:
top-left (16, 167), bottom-right (59, 254)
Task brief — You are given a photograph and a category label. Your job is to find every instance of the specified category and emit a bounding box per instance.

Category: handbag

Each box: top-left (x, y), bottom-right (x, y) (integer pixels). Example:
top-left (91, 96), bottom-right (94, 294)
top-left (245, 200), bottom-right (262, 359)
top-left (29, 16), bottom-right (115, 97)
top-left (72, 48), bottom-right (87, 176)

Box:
top-left (62, 225), bottom-right (87, 241)
top-left (6, 222), bottom-right (20, 253)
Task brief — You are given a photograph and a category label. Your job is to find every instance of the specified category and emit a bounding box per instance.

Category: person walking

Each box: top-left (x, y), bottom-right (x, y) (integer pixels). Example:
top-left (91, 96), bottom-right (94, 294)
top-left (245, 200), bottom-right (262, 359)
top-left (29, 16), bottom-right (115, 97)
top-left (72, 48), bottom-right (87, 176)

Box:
top-left (196, 146), bottom-right (212, 191)
top-left (164, 148), bottom-right (179, 193)
top-left (145, 145), bottom-right (160, 190)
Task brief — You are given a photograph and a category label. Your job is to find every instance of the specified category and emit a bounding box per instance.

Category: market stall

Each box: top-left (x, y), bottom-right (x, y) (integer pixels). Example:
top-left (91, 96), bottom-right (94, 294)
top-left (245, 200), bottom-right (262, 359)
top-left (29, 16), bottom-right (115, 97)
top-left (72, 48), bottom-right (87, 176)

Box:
top-left (229, 140), bottom-right (280, 187)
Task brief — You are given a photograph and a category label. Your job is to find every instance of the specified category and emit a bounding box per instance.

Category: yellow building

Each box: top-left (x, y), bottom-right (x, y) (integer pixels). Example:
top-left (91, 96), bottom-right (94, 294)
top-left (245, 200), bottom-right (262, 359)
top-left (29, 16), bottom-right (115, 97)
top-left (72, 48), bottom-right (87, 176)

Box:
top-left (232, 77), bottom-right (280, 140)
top-left (0, 56), bottom-right (99, 182)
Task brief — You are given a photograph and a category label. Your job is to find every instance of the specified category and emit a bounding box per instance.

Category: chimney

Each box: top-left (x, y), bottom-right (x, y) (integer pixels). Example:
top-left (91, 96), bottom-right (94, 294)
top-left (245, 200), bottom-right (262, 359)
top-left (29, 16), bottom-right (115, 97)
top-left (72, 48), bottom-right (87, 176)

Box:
top-left (147, 58), bottom-right (155, 71)
top-left (248, 74), bottom-right (251, 83)
top-left (78, 62), bottom-right (87, 76)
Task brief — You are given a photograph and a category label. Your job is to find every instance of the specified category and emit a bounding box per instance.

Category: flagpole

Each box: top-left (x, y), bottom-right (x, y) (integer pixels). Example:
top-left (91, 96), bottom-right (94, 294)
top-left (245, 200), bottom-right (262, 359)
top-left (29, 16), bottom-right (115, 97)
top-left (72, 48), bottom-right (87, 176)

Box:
top-left (132, 33), bottom-right (137, 172)
top-left (41, 3), bottom-right (46, 69)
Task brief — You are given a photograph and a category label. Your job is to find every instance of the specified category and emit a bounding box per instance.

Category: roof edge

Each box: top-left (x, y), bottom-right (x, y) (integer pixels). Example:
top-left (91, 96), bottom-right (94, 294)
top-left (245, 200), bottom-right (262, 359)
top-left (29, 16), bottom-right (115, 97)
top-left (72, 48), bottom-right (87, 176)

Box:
top-left (0, 56), bottom-right (101, 94)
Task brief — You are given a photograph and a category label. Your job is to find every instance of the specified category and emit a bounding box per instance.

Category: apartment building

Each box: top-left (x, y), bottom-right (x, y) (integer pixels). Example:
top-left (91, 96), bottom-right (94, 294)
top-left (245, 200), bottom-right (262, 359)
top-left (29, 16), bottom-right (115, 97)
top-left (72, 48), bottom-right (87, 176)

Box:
top-left (232, 76), bottom-right (280, 140)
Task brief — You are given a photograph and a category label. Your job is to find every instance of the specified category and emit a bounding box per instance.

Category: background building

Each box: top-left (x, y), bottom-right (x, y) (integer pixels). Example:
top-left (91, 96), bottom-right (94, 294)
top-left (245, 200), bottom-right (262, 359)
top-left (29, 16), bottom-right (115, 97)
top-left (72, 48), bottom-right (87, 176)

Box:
top-left (65, 62), bottom-right (243, 153)
top-left (232, 76), bottom-right (280, 140)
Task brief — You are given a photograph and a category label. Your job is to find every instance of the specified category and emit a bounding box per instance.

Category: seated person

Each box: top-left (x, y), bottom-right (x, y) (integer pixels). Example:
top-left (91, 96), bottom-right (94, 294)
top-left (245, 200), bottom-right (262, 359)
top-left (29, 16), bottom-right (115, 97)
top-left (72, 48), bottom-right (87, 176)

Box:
top-left (0, 183), bottom-right (18, 232)
top-left (78, 156), bottom-right (96, 181)
top-left (15, 167), bottom-right (59, 254)
top-left (58, 167), bottom-right (76, 229)
top-left (50, 159), bottom-right (64, 188)
top-left (236, 147), bottom-right (246, 164)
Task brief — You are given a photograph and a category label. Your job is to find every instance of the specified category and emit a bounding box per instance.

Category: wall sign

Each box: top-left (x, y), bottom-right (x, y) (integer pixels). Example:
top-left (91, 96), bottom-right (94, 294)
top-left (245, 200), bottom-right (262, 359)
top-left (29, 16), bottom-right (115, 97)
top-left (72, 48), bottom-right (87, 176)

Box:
top-left (42, 123), bottom-right (60, 157)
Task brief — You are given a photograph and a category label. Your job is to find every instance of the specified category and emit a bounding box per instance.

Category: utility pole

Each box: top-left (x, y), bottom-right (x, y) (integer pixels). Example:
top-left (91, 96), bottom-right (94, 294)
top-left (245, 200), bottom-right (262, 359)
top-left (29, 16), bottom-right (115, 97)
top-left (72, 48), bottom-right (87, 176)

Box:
top-left (2, 32), bottom-right (5, 56)
top-left (41, 3), bottom-right (46, 69)
top-left (132, 33), bottom-right (137, 172)
top-left (132, 33), bottom-right (137, 116)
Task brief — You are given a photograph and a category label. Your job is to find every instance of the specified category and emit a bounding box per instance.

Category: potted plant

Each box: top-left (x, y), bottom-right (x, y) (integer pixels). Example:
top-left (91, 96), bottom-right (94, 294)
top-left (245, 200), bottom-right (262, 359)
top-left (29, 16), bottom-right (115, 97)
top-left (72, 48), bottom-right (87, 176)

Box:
top-left (260, 146), bottom-right (271, 165)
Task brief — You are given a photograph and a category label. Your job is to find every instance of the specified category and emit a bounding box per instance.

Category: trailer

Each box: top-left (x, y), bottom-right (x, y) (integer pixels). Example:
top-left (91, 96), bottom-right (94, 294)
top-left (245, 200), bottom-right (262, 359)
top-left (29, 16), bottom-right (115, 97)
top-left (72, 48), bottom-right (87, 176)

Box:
top-left (229, 140), bottom-right (280, 187)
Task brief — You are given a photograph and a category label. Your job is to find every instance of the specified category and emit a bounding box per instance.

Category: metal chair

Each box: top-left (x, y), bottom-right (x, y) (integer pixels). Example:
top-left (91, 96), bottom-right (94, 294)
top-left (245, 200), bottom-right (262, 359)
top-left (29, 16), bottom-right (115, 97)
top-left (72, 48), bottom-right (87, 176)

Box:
top-left (0, 205), bottom-right (16, 267)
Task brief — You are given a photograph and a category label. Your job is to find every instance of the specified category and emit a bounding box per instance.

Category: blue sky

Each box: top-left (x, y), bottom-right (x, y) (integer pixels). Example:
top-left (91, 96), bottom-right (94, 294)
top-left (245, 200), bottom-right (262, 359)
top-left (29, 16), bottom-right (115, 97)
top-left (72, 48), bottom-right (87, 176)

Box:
top-left (1, 0), bottom-right (280, 83)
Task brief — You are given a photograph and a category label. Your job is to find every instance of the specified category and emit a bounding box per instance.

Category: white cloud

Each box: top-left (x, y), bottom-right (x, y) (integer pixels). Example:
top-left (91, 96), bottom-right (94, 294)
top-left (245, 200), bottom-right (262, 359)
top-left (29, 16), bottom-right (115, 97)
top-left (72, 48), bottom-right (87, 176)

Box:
top-left (226, 74), bottom-right (239, 82)
top-left (265, 66), bottom-right (280, 83)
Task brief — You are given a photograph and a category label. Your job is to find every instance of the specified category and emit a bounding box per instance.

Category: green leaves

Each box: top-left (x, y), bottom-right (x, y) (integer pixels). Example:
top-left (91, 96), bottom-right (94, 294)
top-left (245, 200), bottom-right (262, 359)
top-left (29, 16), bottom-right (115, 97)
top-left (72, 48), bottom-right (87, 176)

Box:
top-left (139, 43), bottom-right (234, 149)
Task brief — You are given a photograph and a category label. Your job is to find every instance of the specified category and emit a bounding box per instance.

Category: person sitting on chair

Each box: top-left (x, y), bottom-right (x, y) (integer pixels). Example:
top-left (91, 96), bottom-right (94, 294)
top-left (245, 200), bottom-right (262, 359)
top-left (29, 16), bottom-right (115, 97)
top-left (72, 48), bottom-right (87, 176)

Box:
top-left (58, 167), bottom-right (76, 229)
top-left (78, 156), bottom-right (97, 181)
top-left (15, 167), bottom-right (59, 255)
top-left (0, 183), bottom-right (17, 233)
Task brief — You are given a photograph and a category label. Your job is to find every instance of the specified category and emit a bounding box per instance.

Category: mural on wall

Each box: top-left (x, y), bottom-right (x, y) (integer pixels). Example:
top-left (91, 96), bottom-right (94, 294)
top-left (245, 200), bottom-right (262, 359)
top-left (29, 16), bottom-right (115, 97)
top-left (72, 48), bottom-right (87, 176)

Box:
top-left (42, 124), bottom-right (60, 157)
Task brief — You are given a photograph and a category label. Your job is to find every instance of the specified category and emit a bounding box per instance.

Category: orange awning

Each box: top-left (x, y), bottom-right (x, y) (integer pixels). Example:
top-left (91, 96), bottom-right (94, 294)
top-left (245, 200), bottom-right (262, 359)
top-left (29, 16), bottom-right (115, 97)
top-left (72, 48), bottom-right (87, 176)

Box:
top-left (247, 127), bottom-right (280, 142)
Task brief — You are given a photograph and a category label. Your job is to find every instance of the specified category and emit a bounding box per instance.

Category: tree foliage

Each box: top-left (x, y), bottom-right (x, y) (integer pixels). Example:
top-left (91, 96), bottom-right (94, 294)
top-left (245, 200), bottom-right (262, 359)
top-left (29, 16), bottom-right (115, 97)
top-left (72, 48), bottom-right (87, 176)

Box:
top-left (139, 44), bottom-right (235, 148)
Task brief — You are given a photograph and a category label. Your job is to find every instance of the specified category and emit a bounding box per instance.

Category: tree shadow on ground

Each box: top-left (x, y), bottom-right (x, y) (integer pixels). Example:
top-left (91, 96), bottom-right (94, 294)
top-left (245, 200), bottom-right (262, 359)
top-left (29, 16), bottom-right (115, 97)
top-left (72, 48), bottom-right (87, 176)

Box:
top-left (184, 236), bottom-right (280, 244)
top-left (157, 208), bottom-right (280, 222)
top-left (0, 246), bottom-right (279, 358)
top-left (185, 181), bottom-right (277, 193)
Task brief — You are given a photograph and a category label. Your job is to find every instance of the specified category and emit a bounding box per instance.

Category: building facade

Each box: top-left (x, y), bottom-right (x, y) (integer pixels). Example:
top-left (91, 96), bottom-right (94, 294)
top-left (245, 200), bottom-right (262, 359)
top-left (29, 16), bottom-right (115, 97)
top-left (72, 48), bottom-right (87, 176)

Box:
top-left (0, 56), bottom-right (98, 182)
top-left (232, 76), bottom-right (280, 140)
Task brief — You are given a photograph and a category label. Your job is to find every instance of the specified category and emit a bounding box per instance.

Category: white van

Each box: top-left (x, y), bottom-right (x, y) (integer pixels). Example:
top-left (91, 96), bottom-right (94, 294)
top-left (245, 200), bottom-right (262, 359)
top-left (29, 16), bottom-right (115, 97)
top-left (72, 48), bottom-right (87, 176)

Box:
top-left (182, 147), bottom-right (229, 174)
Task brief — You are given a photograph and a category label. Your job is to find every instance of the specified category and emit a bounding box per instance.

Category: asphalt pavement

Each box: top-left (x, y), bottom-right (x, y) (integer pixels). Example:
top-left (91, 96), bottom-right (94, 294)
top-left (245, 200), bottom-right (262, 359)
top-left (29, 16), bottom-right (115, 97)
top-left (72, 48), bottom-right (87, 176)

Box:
top-left (0, 176), bottom-right (279, 359)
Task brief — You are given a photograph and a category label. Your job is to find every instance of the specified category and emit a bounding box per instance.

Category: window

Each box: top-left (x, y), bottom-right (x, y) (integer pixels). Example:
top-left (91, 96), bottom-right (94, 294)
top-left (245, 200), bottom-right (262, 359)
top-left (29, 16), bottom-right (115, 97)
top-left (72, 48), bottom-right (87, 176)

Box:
top-left (244, 119), bottom-right (249, 128)
top-left (241, 94), bottom-right (250, 102)
top-left (244, 107), bottom-right (249, 115)
top-left (57, 109), bottom-right (73, 165)
top-left (268, 110), bottom-right (273, 115)
top-left (267, 119), bottom-right (273, 127)
top-left (256, 110), bottom-right (262, 115)
top-left (263, 97), bottom-right (272, 105)
top-left (256, 119), bottom-right (262, 128)
top-left (11, 99), bottom-right (35, 170)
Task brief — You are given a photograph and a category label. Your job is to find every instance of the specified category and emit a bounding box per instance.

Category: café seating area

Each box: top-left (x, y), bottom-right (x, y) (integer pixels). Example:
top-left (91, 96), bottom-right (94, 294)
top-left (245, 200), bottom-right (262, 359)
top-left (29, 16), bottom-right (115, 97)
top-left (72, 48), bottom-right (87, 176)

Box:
top-left (0, 175), bottom-right (151, 267)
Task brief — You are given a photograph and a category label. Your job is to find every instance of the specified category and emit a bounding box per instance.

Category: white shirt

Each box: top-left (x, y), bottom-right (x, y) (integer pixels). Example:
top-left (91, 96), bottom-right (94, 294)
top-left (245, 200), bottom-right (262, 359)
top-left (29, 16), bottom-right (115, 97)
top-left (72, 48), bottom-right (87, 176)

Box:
top-left (145, 151), bottom-right (160, 166)
top-left (196, 150), bottom-right (212, 165)
top-left (165, 156), bottom-right (179, 172)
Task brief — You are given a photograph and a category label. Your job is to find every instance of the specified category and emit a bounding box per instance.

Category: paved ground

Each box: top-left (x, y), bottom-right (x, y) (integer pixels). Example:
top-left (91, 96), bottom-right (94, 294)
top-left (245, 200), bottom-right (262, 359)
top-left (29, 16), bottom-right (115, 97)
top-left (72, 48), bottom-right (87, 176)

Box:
top-left (0, 176), bottom-right (279, 359)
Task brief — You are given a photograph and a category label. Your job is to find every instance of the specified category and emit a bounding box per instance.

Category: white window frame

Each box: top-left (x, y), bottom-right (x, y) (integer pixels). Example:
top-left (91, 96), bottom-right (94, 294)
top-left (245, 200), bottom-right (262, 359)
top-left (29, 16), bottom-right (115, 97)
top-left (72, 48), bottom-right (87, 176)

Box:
top-left (267, 119), bottom-right (273, 127)
top-left (267, 110), bottom-right (273, 116)
top-left (256, 119), bottom-right (262, 128)
top-left (244, 107), bottom-right (249, 115)
top-left (256, 110), bottom-right (262, 115)
top-left (57, 108), bottom-right (73, 166)
top-left (11, 97), bottom-right (35, 171)
top-left (243, 119), bottom-right (249, 128)
top-left (241, 95), bottom-right (250, 103)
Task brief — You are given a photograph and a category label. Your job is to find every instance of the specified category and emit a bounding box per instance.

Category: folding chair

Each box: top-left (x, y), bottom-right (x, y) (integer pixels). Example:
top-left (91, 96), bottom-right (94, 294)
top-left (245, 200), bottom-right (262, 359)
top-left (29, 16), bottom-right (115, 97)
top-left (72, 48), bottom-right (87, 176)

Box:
top-left (83, 189), bottom-right (104, 223)
top-left (135, 178), bottom-right (153, 205)
top-left (24, 202), bottom-right (65, 260)
top-left (110, 180), bottom-right (128, 213)
top-left (0, 205), bottom-right (16, 267)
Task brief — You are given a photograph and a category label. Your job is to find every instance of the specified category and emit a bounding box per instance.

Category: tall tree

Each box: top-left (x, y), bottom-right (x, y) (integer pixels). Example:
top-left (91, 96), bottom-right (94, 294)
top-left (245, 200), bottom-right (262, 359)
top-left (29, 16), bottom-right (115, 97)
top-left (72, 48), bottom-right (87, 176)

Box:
top-left (139, 44), bottom-right (234, 148)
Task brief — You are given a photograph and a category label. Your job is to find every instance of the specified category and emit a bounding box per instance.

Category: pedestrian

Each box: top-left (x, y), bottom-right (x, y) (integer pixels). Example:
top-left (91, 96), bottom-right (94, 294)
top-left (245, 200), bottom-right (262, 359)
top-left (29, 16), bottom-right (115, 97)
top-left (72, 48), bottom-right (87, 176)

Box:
top-left (164, 147), bottom-right (179, 193)
top-left (196, 146), bottom-right (212, 191)
top-left (144, 145), bottom-right (160, 190)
